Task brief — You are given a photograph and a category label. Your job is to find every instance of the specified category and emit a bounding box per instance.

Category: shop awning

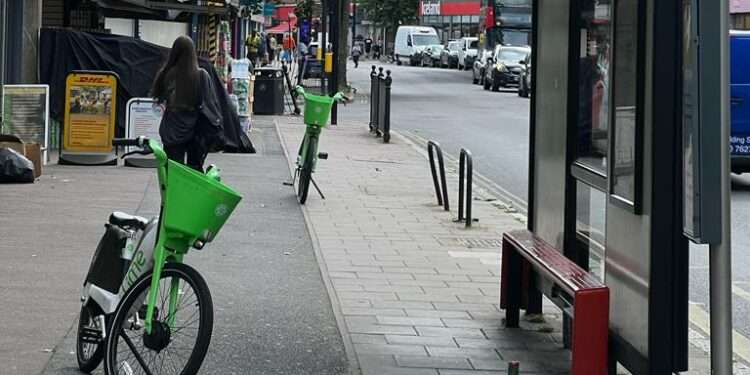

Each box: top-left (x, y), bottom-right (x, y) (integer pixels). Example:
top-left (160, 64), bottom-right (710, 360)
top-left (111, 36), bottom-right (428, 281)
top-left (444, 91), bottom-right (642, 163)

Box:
top-left (266, 19), bottom-right (297, 34)
top-left (95, 0), bottom-right (232, 19)
top-left (146, 0), bottom-right (231, 15)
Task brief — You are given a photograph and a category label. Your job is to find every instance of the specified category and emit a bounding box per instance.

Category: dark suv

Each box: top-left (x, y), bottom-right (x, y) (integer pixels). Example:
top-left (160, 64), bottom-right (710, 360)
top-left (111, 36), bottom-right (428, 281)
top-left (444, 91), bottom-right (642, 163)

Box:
top-left (483, 45), bottom-right (531, 92)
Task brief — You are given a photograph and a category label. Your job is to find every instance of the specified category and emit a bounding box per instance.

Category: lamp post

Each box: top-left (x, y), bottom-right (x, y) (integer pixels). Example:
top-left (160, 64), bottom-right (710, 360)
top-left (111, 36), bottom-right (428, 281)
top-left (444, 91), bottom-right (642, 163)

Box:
top-left (351, 1), bottom-right (356, 50)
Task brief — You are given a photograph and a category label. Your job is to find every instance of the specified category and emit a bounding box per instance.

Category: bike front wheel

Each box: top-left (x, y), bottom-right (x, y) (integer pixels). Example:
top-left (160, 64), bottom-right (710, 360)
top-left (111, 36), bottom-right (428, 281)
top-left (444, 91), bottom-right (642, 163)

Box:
top-left (104, 263), bottom-right (213, 375)
top-left (297, 136), bottom-right (317, 205)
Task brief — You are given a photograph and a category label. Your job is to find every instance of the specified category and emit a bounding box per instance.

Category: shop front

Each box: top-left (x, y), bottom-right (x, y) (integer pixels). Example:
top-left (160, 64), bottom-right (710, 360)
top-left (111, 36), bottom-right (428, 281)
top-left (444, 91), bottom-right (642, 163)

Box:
top-left (419, 0), bottom-right (481, 42)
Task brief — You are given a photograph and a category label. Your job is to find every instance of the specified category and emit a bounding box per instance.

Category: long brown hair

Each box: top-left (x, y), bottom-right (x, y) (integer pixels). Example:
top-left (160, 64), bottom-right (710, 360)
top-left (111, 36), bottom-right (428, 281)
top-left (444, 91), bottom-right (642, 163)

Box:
top-left (152, 36), bottom-right (200, 108)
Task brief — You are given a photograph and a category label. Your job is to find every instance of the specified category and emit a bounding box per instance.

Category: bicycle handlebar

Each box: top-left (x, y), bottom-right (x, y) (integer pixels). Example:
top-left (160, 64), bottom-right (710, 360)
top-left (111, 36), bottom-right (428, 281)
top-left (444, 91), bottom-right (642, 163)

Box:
top-left (113, 137), bottom-right (148, 148)
top-left (295, 86), bottom-right (350, 103)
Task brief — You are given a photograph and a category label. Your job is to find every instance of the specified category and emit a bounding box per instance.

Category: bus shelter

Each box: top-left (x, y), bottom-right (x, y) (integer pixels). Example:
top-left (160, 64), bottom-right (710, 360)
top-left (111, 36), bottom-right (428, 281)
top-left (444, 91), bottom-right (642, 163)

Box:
top-left (527, 0), bottom-right (731, 373)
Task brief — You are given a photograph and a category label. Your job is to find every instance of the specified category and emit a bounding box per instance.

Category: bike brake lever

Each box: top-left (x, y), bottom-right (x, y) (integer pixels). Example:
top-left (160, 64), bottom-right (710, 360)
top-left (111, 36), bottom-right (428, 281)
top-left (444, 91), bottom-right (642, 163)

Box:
top-left (120, 150), bottom-right (152, 159)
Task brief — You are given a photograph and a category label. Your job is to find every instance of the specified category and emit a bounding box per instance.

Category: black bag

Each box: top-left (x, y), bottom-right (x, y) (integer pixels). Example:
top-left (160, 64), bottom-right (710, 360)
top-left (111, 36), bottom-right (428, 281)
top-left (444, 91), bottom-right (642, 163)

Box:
top-left (197, 68), bottom-right (226, 152)
top-left (0, 148), bottom-right (34, 183)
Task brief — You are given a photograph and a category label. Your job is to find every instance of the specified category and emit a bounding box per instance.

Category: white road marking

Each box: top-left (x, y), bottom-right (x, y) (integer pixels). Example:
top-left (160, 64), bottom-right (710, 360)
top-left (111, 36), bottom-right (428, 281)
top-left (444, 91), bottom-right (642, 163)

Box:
top-left (689, 303), bottom-right (750, 365)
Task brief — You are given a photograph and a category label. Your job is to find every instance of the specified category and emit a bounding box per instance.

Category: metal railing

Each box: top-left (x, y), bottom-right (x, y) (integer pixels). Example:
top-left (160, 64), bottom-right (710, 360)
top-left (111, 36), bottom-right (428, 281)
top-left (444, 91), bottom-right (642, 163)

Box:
top-left (369, 65), bottom-right (392, 143)
top-left (456, 148), bottom-right (476, 227)
top-left (428, 140), bottom-right (449, 211)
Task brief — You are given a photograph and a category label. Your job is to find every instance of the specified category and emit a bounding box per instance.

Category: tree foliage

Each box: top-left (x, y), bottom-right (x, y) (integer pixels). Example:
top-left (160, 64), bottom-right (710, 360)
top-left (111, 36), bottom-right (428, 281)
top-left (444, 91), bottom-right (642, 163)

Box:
top-left (358, 0), bottom-right (420, 30)
top-left (295, 0), bottom-right (315, 20)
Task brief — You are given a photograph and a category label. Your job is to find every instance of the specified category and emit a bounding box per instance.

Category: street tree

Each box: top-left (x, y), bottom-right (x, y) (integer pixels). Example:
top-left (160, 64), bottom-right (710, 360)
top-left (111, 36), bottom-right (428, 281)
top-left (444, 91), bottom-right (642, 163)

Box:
top-left (358, 0), bottom-right (420, 46)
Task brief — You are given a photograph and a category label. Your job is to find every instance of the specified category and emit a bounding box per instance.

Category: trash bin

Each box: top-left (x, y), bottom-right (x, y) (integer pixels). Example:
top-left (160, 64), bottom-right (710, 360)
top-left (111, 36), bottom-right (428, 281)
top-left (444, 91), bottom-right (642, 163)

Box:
top-left (253, 67), bottom-right (284, 115)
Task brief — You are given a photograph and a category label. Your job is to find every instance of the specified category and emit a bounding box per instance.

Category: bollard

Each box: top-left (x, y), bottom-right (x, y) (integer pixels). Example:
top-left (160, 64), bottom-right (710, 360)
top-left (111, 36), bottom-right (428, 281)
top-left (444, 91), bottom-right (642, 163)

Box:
top-left (382, 70), bottom-right (392, 143)
top-left (508, 361), bottom-right (520, 375)
top-left (427, 141), bottom-right (450, 211)
top-left (377, 70), bottom-right (387, 139)
top-left (369, 66), bottom-right (378, 132)
top-left (457, 148), bottom-right (476, 227)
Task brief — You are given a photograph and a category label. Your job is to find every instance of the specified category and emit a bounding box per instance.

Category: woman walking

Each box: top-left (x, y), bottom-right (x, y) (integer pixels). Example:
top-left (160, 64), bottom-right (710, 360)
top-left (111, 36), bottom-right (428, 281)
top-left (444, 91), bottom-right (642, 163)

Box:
top-left (152, 36), bottom-right (213, 172)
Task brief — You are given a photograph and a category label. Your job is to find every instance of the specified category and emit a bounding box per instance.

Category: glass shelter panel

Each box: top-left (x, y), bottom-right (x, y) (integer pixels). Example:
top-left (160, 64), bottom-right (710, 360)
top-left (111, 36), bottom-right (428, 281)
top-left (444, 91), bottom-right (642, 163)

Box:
top-left (576, 181), bottom-right (607, 281)
top-left (576, 0), bottom-right (612, 175)
top-left (611, 0), bottom-right (641, 209)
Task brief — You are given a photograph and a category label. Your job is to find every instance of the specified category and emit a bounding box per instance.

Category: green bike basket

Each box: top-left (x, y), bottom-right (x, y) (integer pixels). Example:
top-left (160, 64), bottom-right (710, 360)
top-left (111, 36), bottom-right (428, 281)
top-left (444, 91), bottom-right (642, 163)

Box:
top-left (303, 93), bottom-right (336, 126)
top-left (163, 160), bottom-right (242, 243)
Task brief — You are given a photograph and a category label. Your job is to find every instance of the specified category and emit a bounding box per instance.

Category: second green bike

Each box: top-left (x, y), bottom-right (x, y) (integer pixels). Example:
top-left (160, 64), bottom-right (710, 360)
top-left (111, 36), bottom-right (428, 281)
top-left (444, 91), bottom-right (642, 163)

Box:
top-left (293, 86), bottom-right (347, 204)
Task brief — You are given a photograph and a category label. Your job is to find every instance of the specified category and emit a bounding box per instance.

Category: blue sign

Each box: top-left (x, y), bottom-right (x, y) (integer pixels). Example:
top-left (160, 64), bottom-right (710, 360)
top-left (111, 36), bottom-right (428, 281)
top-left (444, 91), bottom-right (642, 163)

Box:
top-left (263, 3), bottom-right (275, 16)
top-left (300, 20), bottom-right (311, 44)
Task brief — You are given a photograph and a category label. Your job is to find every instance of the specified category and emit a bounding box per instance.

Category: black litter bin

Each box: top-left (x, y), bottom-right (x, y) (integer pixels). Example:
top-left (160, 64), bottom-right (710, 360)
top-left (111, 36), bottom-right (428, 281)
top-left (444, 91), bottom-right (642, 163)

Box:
top-left (253, 67), bottom-right (284, 115)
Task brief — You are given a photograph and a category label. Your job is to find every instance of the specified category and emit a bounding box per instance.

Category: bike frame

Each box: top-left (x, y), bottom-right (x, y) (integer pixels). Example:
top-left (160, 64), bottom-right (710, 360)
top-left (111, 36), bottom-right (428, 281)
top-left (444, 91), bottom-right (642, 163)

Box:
top-left (298, 125), bottom-right (322, 172)
top-left (141, 139), bottom-right (189, 334)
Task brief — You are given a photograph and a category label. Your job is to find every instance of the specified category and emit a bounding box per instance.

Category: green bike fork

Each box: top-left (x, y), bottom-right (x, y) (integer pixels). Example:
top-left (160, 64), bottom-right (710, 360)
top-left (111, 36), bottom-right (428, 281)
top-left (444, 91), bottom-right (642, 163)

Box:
top-left (143, 233), bottom-right (184, 334)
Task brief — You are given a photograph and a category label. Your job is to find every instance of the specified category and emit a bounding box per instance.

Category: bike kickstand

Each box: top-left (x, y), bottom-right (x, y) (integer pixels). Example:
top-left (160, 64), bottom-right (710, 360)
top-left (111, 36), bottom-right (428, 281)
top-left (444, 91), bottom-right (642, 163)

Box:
top-left (310, 176), bottom-right (326, 199)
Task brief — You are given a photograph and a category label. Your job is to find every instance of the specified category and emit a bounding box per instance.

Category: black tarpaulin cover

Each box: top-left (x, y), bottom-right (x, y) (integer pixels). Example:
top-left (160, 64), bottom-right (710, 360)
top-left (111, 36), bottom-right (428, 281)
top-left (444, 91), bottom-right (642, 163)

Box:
top-left (39, 28), bottom-right (255, 153)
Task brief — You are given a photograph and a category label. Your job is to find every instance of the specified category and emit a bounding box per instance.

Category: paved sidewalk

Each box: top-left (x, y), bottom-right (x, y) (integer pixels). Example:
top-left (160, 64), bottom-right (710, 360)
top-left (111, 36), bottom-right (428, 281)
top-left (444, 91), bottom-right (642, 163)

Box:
top-left (276, 116), bottom-right (570, 374)
top-left (274, 112), bottom-right (730, 375)
top-left (3, 120), bottom-right (349, 375)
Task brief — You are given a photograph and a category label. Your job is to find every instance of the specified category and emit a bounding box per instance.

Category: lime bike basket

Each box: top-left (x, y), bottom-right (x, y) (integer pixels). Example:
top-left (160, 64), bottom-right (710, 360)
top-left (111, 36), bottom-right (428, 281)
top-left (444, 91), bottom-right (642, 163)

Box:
top-left (303, 93), bottom-right (336, 126)
top-left (163, 161), bottom-right (242, 245)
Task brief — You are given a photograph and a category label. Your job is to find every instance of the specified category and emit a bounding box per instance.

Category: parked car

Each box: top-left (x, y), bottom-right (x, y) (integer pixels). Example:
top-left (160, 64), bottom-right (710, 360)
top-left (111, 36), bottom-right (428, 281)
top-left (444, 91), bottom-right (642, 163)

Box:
top-left (394, 26), bottom-right (441, 66)
top-left (440, 40), bottom-right (461, 68)
top-left (458, 37), bottom-right (479, 70)
top-left (472, 49), bottom-right (493, 85)
top-left (518, 55), bottom-right (532, 98)
top-left (420, 45), bottom-right (445, 67)
top-left (483, 45), bottom-right (531, 92)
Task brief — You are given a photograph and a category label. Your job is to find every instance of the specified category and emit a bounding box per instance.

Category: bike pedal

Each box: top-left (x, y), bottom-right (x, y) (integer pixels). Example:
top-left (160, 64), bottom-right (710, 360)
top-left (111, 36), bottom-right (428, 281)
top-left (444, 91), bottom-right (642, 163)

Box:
top-left (318, 152), bottom-right (329, 160)
top-left (80, 327), bottom-right (103, 343)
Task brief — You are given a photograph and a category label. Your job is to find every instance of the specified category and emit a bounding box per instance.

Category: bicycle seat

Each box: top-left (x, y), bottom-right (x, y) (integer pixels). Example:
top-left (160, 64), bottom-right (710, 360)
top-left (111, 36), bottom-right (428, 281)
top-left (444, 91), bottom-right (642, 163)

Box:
top-left (109, 212), bottom-right (149, 230)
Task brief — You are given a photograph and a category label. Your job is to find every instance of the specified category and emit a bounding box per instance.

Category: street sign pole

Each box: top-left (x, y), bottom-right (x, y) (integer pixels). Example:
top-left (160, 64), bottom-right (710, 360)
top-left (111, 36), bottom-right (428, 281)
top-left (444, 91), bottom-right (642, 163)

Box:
top-left (321, 0), bottom-right (327, 94)
top-left (710, 0), bottom-right (733, 373)
top-left (330, 0), bottom-right (339, 125)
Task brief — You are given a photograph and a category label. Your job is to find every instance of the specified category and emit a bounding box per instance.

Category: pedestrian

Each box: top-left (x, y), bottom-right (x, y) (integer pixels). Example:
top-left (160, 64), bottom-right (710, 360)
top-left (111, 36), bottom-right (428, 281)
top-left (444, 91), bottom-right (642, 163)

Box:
top-left (152, 36), bottom-right (219, 172)
top-left (351, 44), bottom-right (362, 68)
top-left (364, 36), bottom-right (373, 58)
top-left (267, 34), bottom-right (276, 64)
top-left (282, 33), bottom-right (296, 63)
top-left (245, 30), bottom-right (261, 66)
top-left (373, 40), bottom-right (382, 60)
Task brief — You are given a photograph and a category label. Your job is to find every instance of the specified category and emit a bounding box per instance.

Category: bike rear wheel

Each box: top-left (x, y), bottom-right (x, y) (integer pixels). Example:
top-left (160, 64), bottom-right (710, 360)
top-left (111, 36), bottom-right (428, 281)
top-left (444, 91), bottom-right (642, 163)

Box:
top-left (297, 136), bottom-right (317, 205)
top-left (104, 263), bottom-right (213, 375)
top-left (77, 303), bottom-right (105, 373)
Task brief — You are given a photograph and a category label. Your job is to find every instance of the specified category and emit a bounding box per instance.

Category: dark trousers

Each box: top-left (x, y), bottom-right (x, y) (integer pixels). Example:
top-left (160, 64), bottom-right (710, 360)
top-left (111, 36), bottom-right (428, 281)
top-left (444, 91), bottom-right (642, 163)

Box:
top-left (165, 140), bottom-right (206, 172)
top-left (353, 55), bottom-right (360, 68)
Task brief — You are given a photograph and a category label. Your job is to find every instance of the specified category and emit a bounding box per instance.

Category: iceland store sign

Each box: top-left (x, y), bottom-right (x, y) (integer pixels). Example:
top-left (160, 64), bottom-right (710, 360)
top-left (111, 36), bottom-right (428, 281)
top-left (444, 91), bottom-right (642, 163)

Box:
top-left (421, 0), bottom-right (441, 16)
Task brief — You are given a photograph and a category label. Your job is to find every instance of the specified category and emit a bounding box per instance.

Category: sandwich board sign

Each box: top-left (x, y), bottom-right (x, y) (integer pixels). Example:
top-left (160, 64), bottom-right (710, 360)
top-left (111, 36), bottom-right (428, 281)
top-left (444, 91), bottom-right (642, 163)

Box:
top-left (125, 98), bottom-right (163, 168)
top-left (60, 71), bottom-right (118, 165)
top-left (1, 84), bottom-right (50, 162)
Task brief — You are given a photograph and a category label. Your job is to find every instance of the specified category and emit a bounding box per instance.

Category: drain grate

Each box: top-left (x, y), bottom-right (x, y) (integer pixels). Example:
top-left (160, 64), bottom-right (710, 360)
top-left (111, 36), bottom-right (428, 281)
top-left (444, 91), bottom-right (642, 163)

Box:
top-left (437, 237), bottom-right (503, 249)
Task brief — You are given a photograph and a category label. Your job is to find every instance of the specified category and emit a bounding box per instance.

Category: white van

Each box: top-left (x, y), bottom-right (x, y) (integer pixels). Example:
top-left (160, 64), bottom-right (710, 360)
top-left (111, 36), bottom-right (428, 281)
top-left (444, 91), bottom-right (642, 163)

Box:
top-left (457, 37), bottom-right (479, 70)
top-left (394, 26), bottom-right (441, 66)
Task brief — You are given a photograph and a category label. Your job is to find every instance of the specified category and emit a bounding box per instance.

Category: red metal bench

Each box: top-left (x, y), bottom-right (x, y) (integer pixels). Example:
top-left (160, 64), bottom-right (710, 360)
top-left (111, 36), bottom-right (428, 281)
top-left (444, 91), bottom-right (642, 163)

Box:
top-left (499, 229), bottom-right (609, 374)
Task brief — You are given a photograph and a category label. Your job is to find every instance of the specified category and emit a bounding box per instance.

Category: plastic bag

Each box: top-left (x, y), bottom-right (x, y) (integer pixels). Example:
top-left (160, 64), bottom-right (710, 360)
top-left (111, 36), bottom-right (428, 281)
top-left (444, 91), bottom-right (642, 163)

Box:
top-left (0, 148), bottom-right (34, 183)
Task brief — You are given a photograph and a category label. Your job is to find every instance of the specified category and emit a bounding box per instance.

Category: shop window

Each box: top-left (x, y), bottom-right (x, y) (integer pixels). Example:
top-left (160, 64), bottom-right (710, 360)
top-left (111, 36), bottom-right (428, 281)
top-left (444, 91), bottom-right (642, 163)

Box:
top-left (610, 0), bottom-right (643, 211)
top-left (575, 0), bottom-right (612, 177)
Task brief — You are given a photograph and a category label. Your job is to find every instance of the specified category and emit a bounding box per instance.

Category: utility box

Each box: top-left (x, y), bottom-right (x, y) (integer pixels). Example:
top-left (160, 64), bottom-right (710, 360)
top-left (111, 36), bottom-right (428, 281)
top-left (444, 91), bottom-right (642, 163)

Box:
top-left (253, 67), bottom-right (284, 115)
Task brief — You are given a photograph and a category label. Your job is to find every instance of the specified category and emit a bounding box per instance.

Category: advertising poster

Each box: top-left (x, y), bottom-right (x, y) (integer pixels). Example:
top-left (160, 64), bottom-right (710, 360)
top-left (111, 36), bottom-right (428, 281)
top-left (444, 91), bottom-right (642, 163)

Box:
top-left (63, 72), bottom-right (117, 155)
top-left (126, 98), bottom-right (163, 144)
top-left (1, 85), bottom-right (49, 148)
